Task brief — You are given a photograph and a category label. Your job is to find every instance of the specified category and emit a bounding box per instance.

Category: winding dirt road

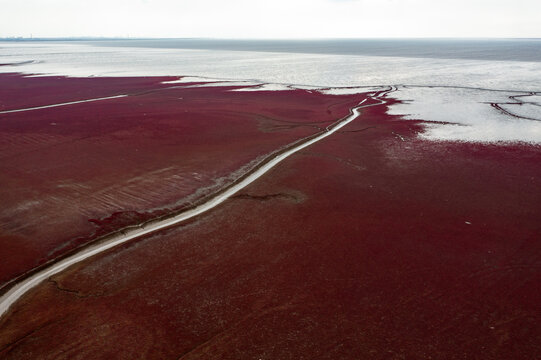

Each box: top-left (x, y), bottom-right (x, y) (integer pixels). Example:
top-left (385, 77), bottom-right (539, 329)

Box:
top-left (0, 87), bottom-right (394, 319)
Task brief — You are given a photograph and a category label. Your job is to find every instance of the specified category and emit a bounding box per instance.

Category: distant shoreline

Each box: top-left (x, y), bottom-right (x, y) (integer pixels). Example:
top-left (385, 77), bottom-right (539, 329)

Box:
top-left (2, 37), bottom-right (541, 41)
top-left (2, 38), bottom-right (540, 62)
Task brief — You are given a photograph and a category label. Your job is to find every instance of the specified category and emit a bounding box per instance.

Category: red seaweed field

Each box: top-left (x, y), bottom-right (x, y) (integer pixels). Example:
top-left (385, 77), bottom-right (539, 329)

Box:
top-left (0, 74), bottom-right (540, 359)
top-left (0, 74), bottom-right (362, 285)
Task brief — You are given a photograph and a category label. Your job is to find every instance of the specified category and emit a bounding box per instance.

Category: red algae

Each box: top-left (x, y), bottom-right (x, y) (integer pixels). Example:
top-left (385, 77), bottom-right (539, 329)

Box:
top-left (0, 74), bottom-right (362, 286)
top-left (1, 90), bottom-right (539, 358)
top-left (0, 73), bottom-right (173, 111)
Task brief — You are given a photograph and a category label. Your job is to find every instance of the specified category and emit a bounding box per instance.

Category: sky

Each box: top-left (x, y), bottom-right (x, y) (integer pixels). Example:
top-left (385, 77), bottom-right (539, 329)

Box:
top-left (1, 0), bottom-right (540, 39)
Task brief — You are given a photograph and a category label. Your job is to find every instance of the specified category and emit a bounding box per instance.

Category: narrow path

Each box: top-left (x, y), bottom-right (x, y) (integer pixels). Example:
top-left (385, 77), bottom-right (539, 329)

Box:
top-left (0, 95), bottom-right (128, 114)
top-left (0, 87), bottom-right (394, 320)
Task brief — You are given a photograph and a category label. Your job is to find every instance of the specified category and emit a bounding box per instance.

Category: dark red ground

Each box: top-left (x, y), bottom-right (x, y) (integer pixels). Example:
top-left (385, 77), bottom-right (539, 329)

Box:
top-left (1, 77), bottom-right (540, 359)
top-left (0, 74), bottom-right (362, 286)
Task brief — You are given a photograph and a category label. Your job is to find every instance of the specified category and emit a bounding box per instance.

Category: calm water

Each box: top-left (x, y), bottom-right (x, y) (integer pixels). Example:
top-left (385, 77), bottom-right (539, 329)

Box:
top-left (91, 38), bottom-right (541, 62)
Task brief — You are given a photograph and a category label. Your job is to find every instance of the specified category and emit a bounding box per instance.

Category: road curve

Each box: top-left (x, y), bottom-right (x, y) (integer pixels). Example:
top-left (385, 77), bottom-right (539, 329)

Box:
top-left (0, 88), bottom-right (393, 319)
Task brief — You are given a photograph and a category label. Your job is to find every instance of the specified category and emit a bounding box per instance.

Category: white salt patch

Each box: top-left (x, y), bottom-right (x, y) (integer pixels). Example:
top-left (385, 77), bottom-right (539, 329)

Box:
top-left (291, 85), bottom-right (324, 90)
top-left (388, 87), bottom-right (541, 144)
top-left (162, 76), bottom-right (226, 84)
top-left (419, 119), bottom-right (541, 144)
top-left (320, 87), bottom-right (385, 95)
top-left (185, 81), bottom-right (260, 88)
top-left (232, 83), bottom-right (292, 92)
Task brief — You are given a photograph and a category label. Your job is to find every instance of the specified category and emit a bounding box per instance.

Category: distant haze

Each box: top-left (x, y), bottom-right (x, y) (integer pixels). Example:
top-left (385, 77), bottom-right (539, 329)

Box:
top-left (1, 0), bottom-right (540, 39)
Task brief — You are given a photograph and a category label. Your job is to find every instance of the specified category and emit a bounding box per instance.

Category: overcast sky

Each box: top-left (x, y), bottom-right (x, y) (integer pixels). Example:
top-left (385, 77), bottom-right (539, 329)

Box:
top-left (1, 0), bottom-right (540, 39)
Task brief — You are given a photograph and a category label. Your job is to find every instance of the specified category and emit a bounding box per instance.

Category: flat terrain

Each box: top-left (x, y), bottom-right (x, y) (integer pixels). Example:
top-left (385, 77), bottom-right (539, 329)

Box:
top-left (0, 74), bottom-right (540, 359)
top-left (0, 74), bottom-right (360, 286)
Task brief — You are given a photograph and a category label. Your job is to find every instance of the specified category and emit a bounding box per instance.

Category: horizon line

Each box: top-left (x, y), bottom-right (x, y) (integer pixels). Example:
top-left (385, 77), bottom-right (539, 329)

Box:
top-left (1, 36), bottom-right (541, 41)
